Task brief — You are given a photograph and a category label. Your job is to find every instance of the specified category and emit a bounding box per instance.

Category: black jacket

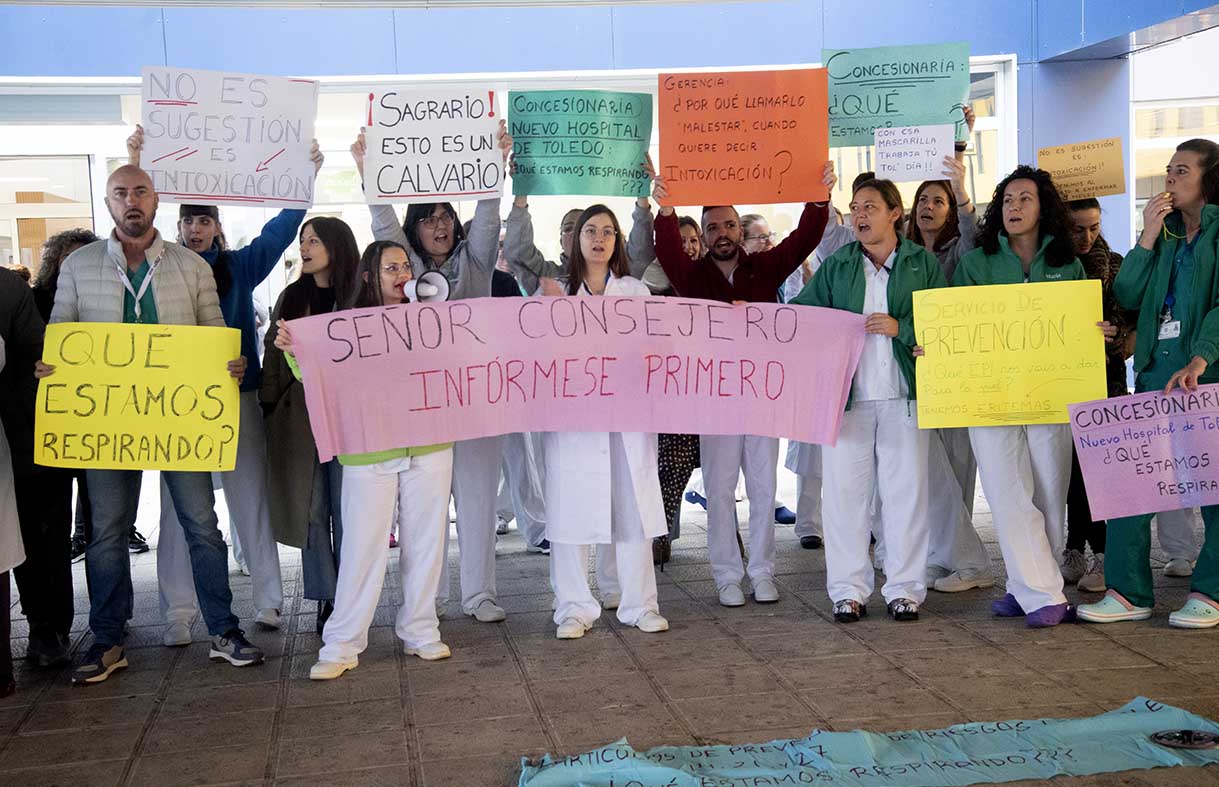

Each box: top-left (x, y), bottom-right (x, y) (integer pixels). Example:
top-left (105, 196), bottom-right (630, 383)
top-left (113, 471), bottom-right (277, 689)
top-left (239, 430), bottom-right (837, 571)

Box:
top-left (0, 268), bottom-right (45, 477)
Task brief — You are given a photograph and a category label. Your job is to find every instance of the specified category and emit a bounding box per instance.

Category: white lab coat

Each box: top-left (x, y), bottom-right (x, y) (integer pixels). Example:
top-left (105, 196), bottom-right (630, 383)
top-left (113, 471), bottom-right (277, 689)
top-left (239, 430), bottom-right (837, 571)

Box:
top-left (542, 275), bottom-right (666, 545)
top-left (0, 337), bottom-right (26, 575)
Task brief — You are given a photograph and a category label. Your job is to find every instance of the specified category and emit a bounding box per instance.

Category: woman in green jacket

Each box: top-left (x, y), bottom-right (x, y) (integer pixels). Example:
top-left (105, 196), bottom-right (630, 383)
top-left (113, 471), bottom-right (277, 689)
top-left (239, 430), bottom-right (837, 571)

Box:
top-left (791, 179), bottom-right (946, 623)
top-left (1078, 138), bottom-right (1219, 628)
top-left (953, 165), bottom-right (1091, 628)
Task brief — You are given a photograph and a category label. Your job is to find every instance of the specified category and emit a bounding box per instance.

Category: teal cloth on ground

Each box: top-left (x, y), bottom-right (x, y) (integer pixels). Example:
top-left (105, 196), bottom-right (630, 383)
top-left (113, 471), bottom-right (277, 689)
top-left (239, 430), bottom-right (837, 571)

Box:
top-left (823, 42), bottom-right (970, 148)
top-left (519, 698), bottom-right (1219, 786)
top-left (509, 89), bottom-right (652, 197)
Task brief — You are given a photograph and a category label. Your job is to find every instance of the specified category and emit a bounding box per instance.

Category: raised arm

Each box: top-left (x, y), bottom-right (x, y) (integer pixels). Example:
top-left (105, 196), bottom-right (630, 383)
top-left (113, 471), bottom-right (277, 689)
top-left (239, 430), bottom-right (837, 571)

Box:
top-left (752, 161), bottom-right (836, 290)
top-left (650, 167), bottom-right (698, 297)
top-left (627, 198), bottom-right (655, 279)
top-left (504, 198), bottom-right (565, 294)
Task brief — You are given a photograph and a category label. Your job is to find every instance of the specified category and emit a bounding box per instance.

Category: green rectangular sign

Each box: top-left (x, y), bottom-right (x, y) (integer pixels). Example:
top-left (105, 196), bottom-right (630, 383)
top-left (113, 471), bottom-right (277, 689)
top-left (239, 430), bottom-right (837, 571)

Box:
top-left (509, 90), bottom-right (652, 197)
top-left (823, 42), bottom-right (970, 148)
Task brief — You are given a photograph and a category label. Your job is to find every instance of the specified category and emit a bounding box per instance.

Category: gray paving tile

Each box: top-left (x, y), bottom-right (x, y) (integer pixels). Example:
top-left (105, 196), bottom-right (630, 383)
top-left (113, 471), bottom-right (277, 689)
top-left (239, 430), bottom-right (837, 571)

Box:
top-left (129, 741), bottom-right (269, 787)
top-left (276, 730), bottom-right (410, 779)
top-left (142, 708), bottom-right (276, 755)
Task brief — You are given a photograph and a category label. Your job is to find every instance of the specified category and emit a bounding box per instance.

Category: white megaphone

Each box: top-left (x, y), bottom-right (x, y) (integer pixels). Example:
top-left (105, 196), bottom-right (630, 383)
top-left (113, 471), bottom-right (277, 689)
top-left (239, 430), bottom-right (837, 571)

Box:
top-left (403, 269), bottom-right (450, 303)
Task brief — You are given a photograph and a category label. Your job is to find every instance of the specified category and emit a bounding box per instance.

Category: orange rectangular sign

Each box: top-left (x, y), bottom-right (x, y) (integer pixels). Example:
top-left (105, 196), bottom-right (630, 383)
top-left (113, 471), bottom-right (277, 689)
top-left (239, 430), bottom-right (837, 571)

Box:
top-left (658, 69), bottom-right (829, 206)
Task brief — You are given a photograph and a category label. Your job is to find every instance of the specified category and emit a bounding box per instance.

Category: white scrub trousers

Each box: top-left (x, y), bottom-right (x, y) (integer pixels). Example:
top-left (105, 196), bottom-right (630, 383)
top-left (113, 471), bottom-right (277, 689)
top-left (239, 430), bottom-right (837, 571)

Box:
top-left (969, 423), bottom-right (1071, 612)
top-left (157, 391), bottom-right (282, 622)
top-left (550, 540), bottom-right (657, 627)
top-left (320, 449), bottom-right (452, 663)
top-left (437, 434), bottom-right (504, 612)
top-left (926, 428), bottom-right (991, 574)
top-left (700, 434), bottom-right (779, 588)
top-left (822, 399), bottom-right (931, 605)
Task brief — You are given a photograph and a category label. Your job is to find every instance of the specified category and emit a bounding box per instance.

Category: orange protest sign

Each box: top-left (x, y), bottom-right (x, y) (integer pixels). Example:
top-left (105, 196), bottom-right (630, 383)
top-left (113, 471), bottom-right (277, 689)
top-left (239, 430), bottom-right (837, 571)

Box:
top-left (658, 69), bottom-right (828, 206)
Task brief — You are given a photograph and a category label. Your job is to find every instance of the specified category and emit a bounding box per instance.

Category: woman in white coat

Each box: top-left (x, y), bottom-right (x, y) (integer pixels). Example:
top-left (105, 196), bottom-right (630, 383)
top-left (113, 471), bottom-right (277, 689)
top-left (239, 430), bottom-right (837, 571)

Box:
top-left (544, 205), bottom-right (670, 640)
top-left (0, 336), bottom-right (27, 696)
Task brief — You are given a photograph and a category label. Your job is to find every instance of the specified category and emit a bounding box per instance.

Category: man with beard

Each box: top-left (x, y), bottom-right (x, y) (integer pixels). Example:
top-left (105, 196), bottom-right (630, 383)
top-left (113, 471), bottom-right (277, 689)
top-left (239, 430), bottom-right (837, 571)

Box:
top-left (651, 161), bottom-right (835, 607)
top-left (36, 165), bottom-right (264, 683)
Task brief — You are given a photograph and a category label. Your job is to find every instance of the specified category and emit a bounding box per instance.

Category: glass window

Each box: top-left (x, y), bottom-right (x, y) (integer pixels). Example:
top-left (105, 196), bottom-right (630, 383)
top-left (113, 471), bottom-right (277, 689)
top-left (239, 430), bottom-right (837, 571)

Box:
top-left (1132, 102), bottom-right (1219, 233)
top-left (0, 155), bottom-right (94, 279)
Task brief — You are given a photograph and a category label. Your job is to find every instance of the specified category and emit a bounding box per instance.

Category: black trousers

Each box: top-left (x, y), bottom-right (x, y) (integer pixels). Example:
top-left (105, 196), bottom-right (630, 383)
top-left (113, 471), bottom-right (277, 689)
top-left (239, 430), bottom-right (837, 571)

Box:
top-left (13, 467), bottom-right (74, 641)
top-left (1065, 447), bottom-right (1105, 555)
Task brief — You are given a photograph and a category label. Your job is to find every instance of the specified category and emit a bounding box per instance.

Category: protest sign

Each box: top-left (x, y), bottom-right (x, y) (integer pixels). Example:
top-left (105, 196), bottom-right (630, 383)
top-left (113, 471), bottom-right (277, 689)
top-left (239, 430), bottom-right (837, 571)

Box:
top-left (914, 281), bottom-right (1107, 429)
top-left (35, 323), bottom-right (241, 472)
top-left (286, 297), bottom-right (864, 462)
top-left (1070, 385), bottom-right (1219, 520)
top-left (140, 66), bottom-right (318, 208)
top-left (1037, 137), bottom-right (1126, 201)
top-left (509, 90), bottom-right (652, 198)
top-left (875, 124), bottom-right (955, 182)
top-left (657, 69), bottom-right (829, 205)
top-left (519, 699), bottom-right (1219, 787)
top-left (823, 42), bottom-right (970, 148)
top-left (363, 87), bottom-right (502, 204)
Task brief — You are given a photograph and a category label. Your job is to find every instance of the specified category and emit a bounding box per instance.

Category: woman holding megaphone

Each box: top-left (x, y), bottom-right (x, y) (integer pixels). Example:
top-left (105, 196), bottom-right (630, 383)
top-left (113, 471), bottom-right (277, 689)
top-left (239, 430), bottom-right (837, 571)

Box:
top-left (351, 123), bottom-right (513, 625)
top-left (275, 240), bottom-right (456, 679)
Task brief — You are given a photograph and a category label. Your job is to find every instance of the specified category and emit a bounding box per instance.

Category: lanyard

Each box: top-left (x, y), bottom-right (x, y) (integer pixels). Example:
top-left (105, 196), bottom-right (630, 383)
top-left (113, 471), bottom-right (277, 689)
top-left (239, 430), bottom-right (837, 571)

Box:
top-left (115, 253), bottom-right (161, 320)
top-left (580, 271), bottom-right (612, 296)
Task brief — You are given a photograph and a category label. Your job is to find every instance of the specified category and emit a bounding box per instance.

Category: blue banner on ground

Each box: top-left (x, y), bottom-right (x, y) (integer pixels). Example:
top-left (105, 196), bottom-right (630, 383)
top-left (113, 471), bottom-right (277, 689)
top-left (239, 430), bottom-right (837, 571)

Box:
top-left (519, 699), bottom-right (1219, 786)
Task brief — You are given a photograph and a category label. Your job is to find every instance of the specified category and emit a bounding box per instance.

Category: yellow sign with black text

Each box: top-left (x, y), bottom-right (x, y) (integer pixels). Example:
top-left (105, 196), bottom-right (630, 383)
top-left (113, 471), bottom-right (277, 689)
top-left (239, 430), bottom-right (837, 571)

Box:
top-left (35, 323), bottom-right (241, 471)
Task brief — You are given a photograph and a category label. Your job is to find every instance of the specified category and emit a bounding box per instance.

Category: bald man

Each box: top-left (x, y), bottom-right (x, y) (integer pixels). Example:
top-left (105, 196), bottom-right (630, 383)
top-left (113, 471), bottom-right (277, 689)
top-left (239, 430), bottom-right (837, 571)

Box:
top-left (36, 165), bottom-right (264, 683)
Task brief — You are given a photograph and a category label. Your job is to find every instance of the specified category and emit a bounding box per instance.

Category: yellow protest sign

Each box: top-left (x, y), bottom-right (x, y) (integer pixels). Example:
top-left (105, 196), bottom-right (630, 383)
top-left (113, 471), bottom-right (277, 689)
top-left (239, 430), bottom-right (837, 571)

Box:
top-left (1036, 137), bottom-right (1126, 202)
top-left (35, 323), bottom-right (242, 471)
top-left (914, 281), bottom-right (1107, 428)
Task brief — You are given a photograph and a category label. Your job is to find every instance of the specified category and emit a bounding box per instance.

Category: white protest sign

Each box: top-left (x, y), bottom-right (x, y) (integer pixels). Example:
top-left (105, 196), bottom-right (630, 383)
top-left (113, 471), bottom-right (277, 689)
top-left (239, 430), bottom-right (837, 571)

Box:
top-left (874, 124), bottom-right (955, 183)
top-left (364, 87), bottom-right (503, 204)
top-left (140, 66), bottom-right (319, 209)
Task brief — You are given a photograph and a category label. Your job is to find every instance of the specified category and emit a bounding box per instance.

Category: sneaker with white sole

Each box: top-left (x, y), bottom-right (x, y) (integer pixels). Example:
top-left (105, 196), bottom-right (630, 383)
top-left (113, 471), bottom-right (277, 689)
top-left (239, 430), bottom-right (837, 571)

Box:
top-left (602, 593), bottom-right (621, 610)
top-left (71, 644), bottom-right (127, 685)
top-left (309, 658), bottom-right (358, 680)
top-left (1164, 558), bottom-right (1195, 577)
top-left (209, 629), bottom-right (265, 667)
top-left (526, 539), bottom-right (551, 555)
top-left (1169, 593), bottom-right (1219, 629)
top-left (464, 599), bottom-right (506, 623)
top-left (1077, 554), bottom-right (1105, 593)
top-left (752, 577), bottom-right (779, 604)
top-left (405, 641), bottom-right (451, 661)
top-left (933, 568), bottom-right (996, 593)
top-left (1060, 549), bottom-right (1087, 584)
top-left (1077, 589), bottom-right (1152, 624)
top-left (254, 608), bottom-right (281, 631)
top-left (162, 619), bottom-right (193, 647)
top-left (635, 611), bottom-right (669, 633)
top-left (717, 582), bottom-right (746, 607)
top-left (556, 618), bottom-right (589, 640)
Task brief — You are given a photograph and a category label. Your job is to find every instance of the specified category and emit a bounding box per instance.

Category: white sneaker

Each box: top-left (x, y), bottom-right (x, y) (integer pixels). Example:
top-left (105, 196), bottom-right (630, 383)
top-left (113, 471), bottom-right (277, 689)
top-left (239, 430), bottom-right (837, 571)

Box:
top-left (405, 641), bottom-right (451, 661)
top-left (162, 619), bottom-right (193, 647)
top-left (635, 611), bottom-right (669, 633)
top-left (924, 565), bottom-right (950, 586)
top-left (1078, 554), bottom-right (1106, 593)
top-left (752, 577), bottom-right (779, 604)
top-left (1165, 558), bottom-right (1195, 577)
top-left (464, 599), bottom-right (506, 623)
top-left (237, 561), bottom-right (251, 577)
top-left (556, 617), bottom-right (589, 640)
top-left (932, 568), bottom-right (996, 593)
top-left (309, 658), bottom-right (357, 680)
top-left (1060, 549), bottom-right (1087, 584)
top-left (602, 593), bottom-right (621, 610)
top-left (254, 608), bottom-right (282, 631)
top-left (718, 582), bottom-right (746, 607)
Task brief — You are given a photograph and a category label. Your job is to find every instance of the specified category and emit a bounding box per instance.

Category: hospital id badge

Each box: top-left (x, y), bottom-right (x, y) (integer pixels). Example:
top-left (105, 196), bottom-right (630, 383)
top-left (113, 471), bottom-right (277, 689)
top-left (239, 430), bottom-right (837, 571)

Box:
top-left (1159, 320), bottom-right (1181, 340)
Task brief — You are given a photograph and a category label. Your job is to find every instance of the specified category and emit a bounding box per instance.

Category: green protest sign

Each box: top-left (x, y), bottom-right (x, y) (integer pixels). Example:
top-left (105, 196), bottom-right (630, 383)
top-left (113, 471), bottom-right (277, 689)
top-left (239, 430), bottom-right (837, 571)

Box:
top-left (823, 42), bottom-right (970, 148)
top-left (509, 90), bottom-right (652, 197)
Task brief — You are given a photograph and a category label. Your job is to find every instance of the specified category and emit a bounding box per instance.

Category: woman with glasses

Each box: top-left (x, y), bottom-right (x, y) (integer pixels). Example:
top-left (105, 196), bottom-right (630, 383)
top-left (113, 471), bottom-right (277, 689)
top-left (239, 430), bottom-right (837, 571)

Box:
top-left (277, 241), bottom-right (456, 679)
top-left (544, 205), bottom-right (669, 640)
top-left (351, 123), bottom-right (513, 625)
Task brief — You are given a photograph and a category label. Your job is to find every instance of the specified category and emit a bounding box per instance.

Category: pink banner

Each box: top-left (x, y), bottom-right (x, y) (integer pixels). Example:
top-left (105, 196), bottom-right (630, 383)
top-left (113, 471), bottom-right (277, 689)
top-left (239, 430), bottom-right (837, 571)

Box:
top-left (288, 297), bottom-right (865, 462)
top-left (1069, 385), bottom-right (1219, 521)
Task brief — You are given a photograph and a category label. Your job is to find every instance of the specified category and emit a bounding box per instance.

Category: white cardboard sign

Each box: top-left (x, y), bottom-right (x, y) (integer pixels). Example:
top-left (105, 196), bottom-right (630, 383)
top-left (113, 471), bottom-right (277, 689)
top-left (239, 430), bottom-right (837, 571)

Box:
top-left (874, 124), bottom-right (955, 183)
top-left (140, 66), bottom-right (319, 209)
top-left (363, 87), bottom-right (503, 205)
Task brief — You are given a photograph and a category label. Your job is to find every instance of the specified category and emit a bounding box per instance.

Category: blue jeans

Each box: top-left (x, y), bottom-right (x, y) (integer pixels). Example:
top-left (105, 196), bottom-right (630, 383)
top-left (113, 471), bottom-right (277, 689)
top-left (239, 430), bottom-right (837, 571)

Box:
top-left (302, 459), bottom-right (343, 602)
top-left (85, 469), bottom-right (238, 646)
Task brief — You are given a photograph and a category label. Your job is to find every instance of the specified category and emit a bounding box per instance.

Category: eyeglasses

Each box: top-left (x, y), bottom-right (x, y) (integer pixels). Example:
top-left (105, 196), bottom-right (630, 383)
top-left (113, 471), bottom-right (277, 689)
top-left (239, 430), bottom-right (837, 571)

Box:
top-left (744, 232), bottom-right (775, 242)
top-left (418, 213), bottom-right (455, 229)
top-left (382, 263), bottom-right (411, 276)
top-left (581, 227), bottom-right (617, 240)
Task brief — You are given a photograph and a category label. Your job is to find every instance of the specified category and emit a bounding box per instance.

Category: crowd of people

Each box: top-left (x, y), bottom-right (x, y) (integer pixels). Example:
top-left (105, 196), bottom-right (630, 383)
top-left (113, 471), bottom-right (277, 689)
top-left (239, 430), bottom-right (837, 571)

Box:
top-left (0, 111), bottom-right (1216, 694)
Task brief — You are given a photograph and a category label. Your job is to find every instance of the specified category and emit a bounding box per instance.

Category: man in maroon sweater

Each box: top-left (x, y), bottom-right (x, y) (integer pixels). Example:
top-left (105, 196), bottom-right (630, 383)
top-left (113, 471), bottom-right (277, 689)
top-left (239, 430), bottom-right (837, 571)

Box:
top-left (652, 162), bottom-right (836, 607)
